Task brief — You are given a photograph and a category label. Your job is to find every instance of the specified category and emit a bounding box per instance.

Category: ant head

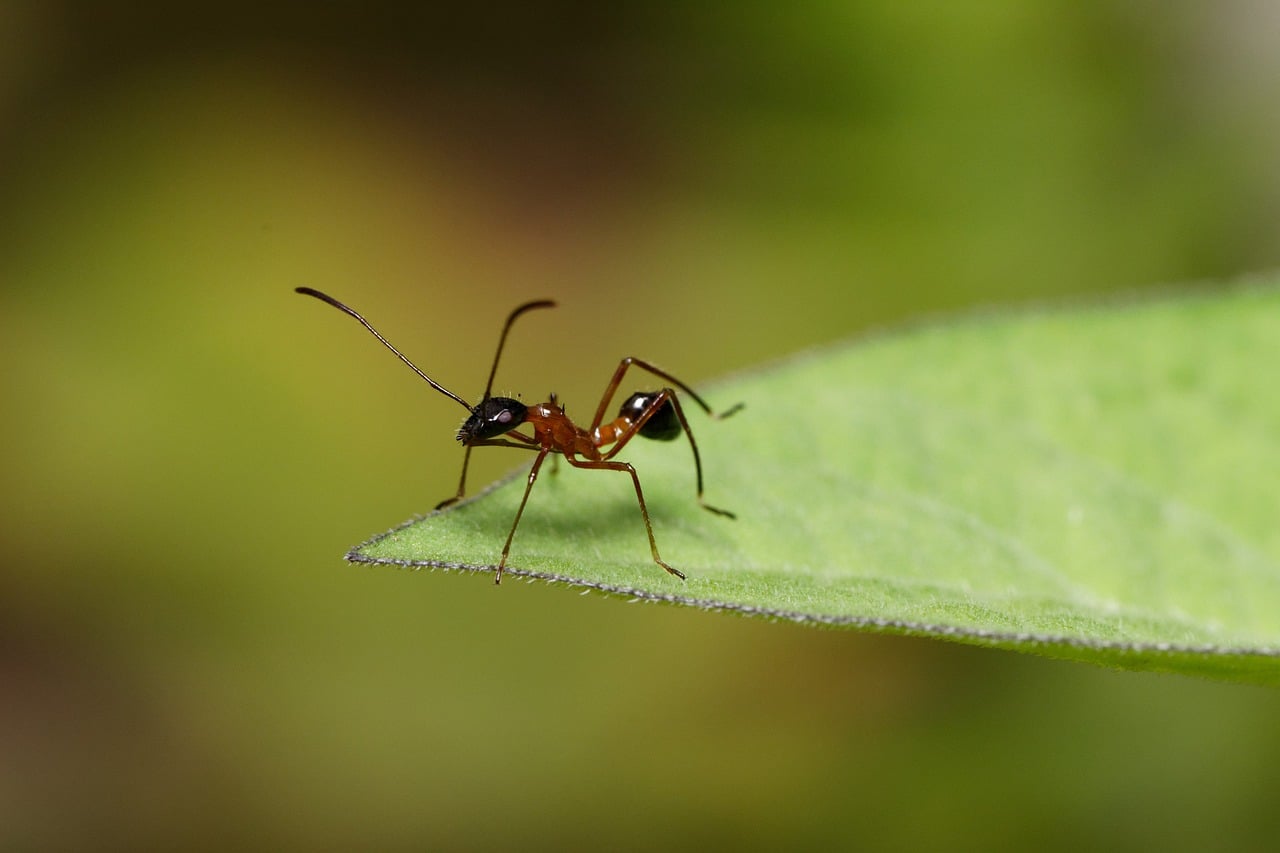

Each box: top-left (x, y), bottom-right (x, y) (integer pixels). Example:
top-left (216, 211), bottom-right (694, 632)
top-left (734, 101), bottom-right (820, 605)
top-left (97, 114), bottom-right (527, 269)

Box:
top-left (458, 396), bottom-right (528, 444)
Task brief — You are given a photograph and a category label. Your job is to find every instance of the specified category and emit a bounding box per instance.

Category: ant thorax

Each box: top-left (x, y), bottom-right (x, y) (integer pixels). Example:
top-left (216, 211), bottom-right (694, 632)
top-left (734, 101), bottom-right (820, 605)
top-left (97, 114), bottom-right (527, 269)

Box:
top-left (529, 400), bottom-right (598, 458)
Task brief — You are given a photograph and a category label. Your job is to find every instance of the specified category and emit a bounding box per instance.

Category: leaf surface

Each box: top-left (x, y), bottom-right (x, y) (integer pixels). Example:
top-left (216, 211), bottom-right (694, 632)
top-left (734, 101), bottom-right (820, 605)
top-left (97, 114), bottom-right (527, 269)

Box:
top-left (351, 281), bottom-right (1280, 683)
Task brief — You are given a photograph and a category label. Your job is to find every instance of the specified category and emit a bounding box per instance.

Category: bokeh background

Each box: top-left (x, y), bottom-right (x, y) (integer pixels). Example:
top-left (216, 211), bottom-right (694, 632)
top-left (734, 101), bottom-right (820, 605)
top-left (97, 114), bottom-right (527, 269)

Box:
top-left (4, 3), bottom-right (1280, 849)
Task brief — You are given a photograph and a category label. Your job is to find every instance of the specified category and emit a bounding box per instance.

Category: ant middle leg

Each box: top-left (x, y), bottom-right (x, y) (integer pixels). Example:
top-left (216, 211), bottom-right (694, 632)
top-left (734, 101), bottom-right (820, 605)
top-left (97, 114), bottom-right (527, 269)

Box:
top-left (564, 456), bottom-right (686, 580)
top-left (494, 446), bottom-right (553, 584)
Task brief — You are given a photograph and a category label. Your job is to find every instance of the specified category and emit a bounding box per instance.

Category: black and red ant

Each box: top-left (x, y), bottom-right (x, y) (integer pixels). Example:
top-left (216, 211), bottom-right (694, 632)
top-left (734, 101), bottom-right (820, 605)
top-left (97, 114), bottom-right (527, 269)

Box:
top-left (296, 287), bottom-right (742, 584)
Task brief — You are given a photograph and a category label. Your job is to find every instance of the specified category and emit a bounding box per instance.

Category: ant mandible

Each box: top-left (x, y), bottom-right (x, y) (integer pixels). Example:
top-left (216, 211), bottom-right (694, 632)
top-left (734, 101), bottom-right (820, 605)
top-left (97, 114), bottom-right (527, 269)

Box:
top-left (296, 287), bottom-right (743, 584)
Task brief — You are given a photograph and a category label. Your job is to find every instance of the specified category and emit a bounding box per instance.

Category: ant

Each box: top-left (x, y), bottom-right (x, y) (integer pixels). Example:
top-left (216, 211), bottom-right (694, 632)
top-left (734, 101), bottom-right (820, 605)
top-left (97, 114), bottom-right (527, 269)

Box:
top-left (296, 287), bottom-right (743, 584)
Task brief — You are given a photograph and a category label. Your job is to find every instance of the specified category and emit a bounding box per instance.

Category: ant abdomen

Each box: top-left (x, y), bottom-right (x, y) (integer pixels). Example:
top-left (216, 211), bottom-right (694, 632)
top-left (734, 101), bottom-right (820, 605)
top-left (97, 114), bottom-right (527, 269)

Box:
top-left (619, 391), bottom-right (680, 441)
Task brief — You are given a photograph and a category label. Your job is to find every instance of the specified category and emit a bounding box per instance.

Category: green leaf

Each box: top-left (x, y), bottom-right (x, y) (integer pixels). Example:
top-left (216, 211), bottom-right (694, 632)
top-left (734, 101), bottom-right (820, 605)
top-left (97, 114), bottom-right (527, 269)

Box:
top-left (350, 280), bottom-right (1280, 684)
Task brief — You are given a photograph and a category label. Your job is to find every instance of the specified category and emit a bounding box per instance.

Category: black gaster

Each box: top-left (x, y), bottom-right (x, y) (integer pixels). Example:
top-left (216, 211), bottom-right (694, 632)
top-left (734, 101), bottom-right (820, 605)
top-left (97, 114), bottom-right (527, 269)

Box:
top-left (618, 391), bottom-right (680, 441)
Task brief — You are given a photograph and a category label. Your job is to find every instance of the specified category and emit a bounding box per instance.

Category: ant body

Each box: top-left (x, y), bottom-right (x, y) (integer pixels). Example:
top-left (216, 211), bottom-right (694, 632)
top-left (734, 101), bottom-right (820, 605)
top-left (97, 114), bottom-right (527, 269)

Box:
top-left (296, 287), bottom-right (742, 584)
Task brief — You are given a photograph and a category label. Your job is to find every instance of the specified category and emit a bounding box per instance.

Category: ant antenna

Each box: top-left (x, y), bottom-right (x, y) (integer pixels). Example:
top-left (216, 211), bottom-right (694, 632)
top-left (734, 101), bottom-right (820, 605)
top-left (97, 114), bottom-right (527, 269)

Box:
top-left (295, 287), bottom-right (473, 412)
top-left (481, 300), bottom-right (556, 399)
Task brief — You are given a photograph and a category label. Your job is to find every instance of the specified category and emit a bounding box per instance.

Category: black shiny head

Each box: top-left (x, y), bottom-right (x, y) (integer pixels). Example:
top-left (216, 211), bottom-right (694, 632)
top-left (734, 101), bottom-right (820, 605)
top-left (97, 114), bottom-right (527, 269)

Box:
top-left (619, 391), bottom-right (680, 441)
top-left (458, 396), bottom-right (528, 443)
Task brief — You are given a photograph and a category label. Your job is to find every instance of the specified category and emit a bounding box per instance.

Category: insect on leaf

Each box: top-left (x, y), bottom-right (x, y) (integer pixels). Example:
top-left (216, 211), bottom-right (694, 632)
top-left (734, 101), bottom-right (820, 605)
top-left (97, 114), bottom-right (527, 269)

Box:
top-left (347, 280), bottom-right (1280, 685)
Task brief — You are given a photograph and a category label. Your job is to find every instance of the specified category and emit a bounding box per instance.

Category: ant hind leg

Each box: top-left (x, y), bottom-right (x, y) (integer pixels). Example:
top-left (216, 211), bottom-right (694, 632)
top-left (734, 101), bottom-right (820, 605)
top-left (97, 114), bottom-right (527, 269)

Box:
top-left (564, 457), bottom-right (687, 580)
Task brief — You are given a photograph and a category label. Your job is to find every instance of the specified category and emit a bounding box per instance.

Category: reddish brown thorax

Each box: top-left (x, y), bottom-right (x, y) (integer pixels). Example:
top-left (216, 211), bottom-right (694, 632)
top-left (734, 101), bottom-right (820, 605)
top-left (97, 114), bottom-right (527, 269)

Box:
top-left (526, 401), bottom-right (601, 460)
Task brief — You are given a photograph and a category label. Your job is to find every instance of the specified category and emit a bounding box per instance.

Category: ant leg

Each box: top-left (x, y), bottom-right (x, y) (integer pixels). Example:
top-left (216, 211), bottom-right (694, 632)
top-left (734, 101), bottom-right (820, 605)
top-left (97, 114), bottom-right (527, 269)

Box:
top-left (546, 392), bottom-right (561, 477)
top-left (435, 445), bottom-right (474, 510)
top-left (564, 457), bottom-right (687, 580)
top-left (495, 448), bottom-right (552, 584)
top-left (656, 391), bottom-right (735, 518)
top-left (435, 433), bottom-right (539, 511)
top-left (601, 389), bottom-right (736, 519)
top-left (589, 356), bottom-right (744, 431)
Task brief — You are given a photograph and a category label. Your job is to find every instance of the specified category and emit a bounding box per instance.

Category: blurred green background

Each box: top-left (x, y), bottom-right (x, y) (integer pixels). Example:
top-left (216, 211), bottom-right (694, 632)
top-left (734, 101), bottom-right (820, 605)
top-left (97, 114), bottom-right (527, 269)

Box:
top-left (4, 3), bottom-right (1280, 849)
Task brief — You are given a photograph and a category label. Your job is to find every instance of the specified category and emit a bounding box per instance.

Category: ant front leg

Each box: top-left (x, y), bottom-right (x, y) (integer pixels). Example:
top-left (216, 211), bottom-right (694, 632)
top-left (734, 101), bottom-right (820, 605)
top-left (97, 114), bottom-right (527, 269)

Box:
top-left (564, 456), bottom-right (686, 580)
top-left (435, 432), bottom-right (539, 511)
top-left (601, 389), bottom-right (736, 519)
top-left (435, 445), bottom-right (475, 510)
